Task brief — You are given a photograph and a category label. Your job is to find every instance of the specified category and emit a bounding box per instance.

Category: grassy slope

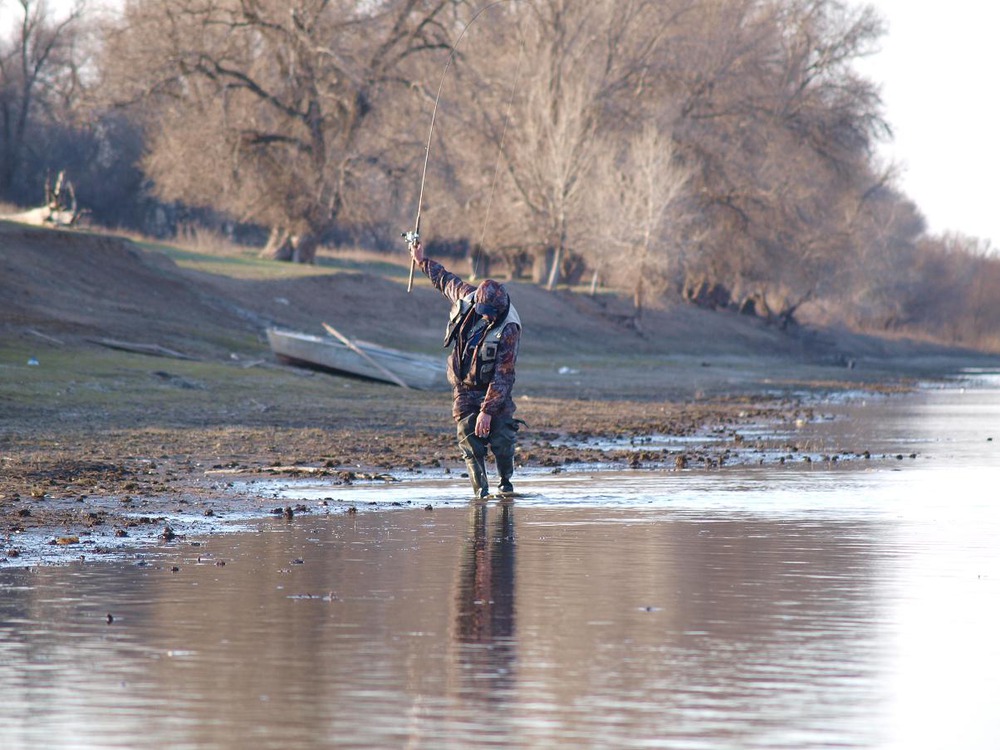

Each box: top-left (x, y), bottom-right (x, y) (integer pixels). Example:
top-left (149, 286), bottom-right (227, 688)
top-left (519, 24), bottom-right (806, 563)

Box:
top-left (2, 220), bottom-right (996, 418)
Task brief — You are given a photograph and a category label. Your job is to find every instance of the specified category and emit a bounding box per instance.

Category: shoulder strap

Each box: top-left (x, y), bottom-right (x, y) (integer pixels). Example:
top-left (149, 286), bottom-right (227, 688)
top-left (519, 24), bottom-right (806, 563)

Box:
top-left (489, 303), bottom-right (521, 340)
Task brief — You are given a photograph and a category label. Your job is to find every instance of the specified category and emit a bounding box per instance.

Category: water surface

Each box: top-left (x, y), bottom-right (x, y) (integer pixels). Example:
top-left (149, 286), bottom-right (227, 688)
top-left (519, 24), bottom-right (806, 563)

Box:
top-left (2, 377), bottom-right (998, 749)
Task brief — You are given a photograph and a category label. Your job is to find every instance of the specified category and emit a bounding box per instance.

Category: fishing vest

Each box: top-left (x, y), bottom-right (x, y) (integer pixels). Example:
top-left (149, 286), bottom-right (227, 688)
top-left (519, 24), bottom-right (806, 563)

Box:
top-left (444, 292), bottom-right (521, 387)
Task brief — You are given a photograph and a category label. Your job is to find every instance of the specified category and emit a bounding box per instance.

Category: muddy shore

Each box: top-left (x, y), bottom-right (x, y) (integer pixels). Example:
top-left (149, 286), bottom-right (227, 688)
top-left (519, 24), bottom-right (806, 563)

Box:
top-left (0, 349), bottom-right (933, 568)
top-left (2, 221), bottom-right (995, 565)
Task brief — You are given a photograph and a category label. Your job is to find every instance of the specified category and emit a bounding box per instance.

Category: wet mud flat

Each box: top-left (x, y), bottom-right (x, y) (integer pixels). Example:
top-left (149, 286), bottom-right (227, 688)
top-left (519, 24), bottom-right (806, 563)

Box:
top-left (1, 384), bottom-right (919, 568)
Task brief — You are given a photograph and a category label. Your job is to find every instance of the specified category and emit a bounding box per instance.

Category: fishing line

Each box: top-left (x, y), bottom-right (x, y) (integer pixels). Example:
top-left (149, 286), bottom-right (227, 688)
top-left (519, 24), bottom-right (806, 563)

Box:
top-left (406, 0), bottom-right (519, 292)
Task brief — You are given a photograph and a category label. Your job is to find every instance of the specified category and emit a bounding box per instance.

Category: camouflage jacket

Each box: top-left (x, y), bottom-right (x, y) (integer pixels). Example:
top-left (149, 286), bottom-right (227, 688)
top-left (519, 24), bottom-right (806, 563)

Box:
top-left (420, 258), bottom-right (520, 421)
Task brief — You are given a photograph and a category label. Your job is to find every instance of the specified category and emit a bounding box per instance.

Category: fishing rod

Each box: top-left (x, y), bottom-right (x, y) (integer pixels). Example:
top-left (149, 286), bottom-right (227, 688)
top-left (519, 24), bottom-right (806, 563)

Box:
top-left (404, 0), bottom-right (518, 292)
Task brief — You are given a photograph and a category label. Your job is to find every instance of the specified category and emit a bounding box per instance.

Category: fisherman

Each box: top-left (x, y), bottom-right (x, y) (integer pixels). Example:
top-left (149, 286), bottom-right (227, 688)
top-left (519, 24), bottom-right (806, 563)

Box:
top-left (409, 239), bottom-right (521, 498)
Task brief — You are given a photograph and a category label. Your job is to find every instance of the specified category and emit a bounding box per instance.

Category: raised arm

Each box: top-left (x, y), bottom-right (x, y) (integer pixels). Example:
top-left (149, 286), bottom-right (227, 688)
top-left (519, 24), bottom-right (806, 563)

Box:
top-left (410, 240), bottom-right (476, 303)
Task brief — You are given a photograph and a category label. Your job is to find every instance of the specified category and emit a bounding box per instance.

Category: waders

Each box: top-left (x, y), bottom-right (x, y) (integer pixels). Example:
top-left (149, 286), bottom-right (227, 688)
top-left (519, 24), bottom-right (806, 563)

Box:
top-left (458, 413), bottom-right (518, 498)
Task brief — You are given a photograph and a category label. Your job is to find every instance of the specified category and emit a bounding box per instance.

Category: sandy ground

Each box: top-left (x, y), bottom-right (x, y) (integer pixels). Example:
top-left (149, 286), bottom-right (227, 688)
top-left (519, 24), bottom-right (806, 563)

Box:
top-left (2, 221), bottom-right (994, 565)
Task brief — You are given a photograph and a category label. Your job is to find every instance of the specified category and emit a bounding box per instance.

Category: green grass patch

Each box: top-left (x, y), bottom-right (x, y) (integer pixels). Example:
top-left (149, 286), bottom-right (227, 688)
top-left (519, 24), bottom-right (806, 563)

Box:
top-left (136, 240), bottom-right (411, 282)
top-left (0, 340), bottom-right (444, 431)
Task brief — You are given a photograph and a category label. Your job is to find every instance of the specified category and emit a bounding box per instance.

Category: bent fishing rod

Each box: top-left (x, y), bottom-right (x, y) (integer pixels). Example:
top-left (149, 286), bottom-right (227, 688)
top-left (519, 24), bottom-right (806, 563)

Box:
top-left (403, 0), bottom-right (519, 292)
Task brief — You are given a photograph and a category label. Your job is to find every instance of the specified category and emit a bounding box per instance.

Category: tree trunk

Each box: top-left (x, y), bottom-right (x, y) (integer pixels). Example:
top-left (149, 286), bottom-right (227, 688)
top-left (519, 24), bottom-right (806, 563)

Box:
top-left (468, 244), bottom-right (490, 280)
top-left (260, 228), bottom-right (318, 264)
top-left (546, 244), bottom-right (562, 290)
top-left (261, 226), bottom-right (292, 260)
top-left (532, 248), bottom-right (551, 284)
top-left (292, 233), bottom-right (320, 264)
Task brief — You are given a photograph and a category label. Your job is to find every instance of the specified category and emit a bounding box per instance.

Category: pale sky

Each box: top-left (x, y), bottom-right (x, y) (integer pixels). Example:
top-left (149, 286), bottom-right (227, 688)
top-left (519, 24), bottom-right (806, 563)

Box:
top-left (858, 0), bottom-right (1000, 248)
top-left (5, 0), bottom-right (998, 248)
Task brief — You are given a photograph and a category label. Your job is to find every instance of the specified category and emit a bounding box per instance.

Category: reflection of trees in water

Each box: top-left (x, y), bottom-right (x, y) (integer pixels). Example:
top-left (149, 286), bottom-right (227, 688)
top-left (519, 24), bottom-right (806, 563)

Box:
top-left (451, 501), bottom-right (517, 699)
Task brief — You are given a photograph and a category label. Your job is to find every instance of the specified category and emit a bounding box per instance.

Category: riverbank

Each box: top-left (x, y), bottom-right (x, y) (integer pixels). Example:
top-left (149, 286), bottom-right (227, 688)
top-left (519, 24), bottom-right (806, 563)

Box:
top-left (2, 221), bottom-right (996, 565)
top-left (0, 367), bottom-right (921, 567)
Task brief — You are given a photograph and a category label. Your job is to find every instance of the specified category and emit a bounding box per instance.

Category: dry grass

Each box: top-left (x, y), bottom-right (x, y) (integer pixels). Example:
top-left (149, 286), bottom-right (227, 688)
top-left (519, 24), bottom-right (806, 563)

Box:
top-left (174, 224), bottom-right (252, 257)
top-left (0, 200), bottom-right (22, 215)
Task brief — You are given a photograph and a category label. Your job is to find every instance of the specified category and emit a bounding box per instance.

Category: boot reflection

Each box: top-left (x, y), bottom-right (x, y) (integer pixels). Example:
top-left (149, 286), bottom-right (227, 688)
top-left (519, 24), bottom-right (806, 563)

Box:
top-left (451, 502), bottom-right (516, 699)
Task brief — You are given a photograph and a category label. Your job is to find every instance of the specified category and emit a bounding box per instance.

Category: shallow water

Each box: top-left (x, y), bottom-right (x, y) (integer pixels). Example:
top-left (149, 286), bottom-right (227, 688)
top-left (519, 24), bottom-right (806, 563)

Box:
top-left (2, 375), bottom-right (999, 749)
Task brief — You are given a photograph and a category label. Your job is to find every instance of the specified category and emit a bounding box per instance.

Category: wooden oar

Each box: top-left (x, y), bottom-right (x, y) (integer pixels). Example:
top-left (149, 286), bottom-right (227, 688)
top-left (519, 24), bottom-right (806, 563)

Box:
top-left (322, 322), bottom-right (411, 390)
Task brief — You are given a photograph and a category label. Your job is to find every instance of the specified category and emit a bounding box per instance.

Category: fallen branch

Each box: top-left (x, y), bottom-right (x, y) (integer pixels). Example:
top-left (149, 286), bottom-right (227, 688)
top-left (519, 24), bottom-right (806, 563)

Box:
top-left (1, 170), bottom-right (85, 227)
top-left (87, 337), bottom-right (198, 360)
top-left (26, 329), bottom-right (65, 346)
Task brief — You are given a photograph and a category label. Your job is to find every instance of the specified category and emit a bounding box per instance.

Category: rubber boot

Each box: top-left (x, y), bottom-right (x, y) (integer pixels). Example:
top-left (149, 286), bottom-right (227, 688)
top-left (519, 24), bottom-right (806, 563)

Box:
top-left (496, 454), bottom-right (514, 495)
top-left (465, 456), bottom-right (490, 499)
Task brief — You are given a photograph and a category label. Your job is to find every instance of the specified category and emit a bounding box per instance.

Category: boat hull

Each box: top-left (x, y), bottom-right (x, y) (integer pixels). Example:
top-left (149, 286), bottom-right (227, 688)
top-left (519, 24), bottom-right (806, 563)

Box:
top-left (266, 328), bottom-right (448, 391)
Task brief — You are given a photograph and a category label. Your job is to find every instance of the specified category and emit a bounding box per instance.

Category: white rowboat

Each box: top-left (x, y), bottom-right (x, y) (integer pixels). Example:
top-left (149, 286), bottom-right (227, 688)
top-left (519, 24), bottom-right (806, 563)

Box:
top-left (266, 327), bottom-right (448, 391)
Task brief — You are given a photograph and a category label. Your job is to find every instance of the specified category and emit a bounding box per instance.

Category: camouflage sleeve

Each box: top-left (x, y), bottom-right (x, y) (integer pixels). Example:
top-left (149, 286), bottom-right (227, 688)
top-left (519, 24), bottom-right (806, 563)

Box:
top-left (421, 258), bottom-right (477, 304)
top-left (480, 323), bottom-right (520, 416)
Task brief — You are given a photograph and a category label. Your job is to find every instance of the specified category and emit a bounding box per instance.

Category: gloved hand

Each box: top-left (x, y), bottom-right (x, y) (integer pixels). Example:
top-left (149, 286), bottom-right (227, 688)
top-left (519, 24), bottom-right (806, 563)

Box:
top-left (475, 411), bottom-right (492, 438)
top-left (410, 240), bottom-right (425, 264)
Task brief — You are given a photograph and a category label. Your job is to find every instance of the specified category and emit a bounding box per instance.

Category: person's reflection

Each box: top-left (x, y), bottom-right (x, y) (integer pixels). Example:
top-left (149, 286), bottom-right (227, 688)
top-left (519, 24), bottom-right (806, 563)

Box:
top-left (451, 500), bottom-right (516, 699)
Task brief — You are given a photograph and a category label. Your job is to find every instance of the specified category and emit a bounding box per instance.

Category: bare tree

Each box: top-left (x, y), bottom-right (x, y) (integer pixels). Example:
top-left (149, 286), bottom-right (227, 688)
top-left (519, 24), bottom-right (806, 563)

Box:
top-left (416, 0), bottom-right (896, 319)
top-left (591, 124), bottom-right (690, 322)
top-left (0, 0), bottom-right (87, 200)
top-left (886, 232), bottom-right (1000, 347)
top-left (97, 0), bottom-right (460, 262)
top-left (427, 0), bottom-right (683, 288)
top-left (665, 0), bottom-right (889, 322)
top-left (64, 0), bottom-right (981, 349)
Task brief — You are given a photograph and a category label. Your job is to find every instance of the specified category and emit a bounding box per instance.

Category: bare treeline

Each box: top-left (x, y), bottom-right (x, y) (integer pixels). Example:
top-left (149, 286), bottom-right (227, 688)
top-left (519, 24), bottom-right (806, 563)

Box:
top-left (2, 0), bottom-right (998, 348)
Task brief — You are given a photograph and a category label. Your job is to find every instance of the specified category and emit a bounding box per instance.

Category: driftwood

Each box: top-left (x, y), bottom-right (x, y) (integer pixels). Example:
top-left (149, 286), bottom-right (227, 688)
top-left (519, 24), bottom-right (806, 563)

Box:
top-left (87, 337), bottom-right (198, 360)
top-left (1, 171), bottom-right (84, 228)
top-left (26, 329), bottom-right (65, 346)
